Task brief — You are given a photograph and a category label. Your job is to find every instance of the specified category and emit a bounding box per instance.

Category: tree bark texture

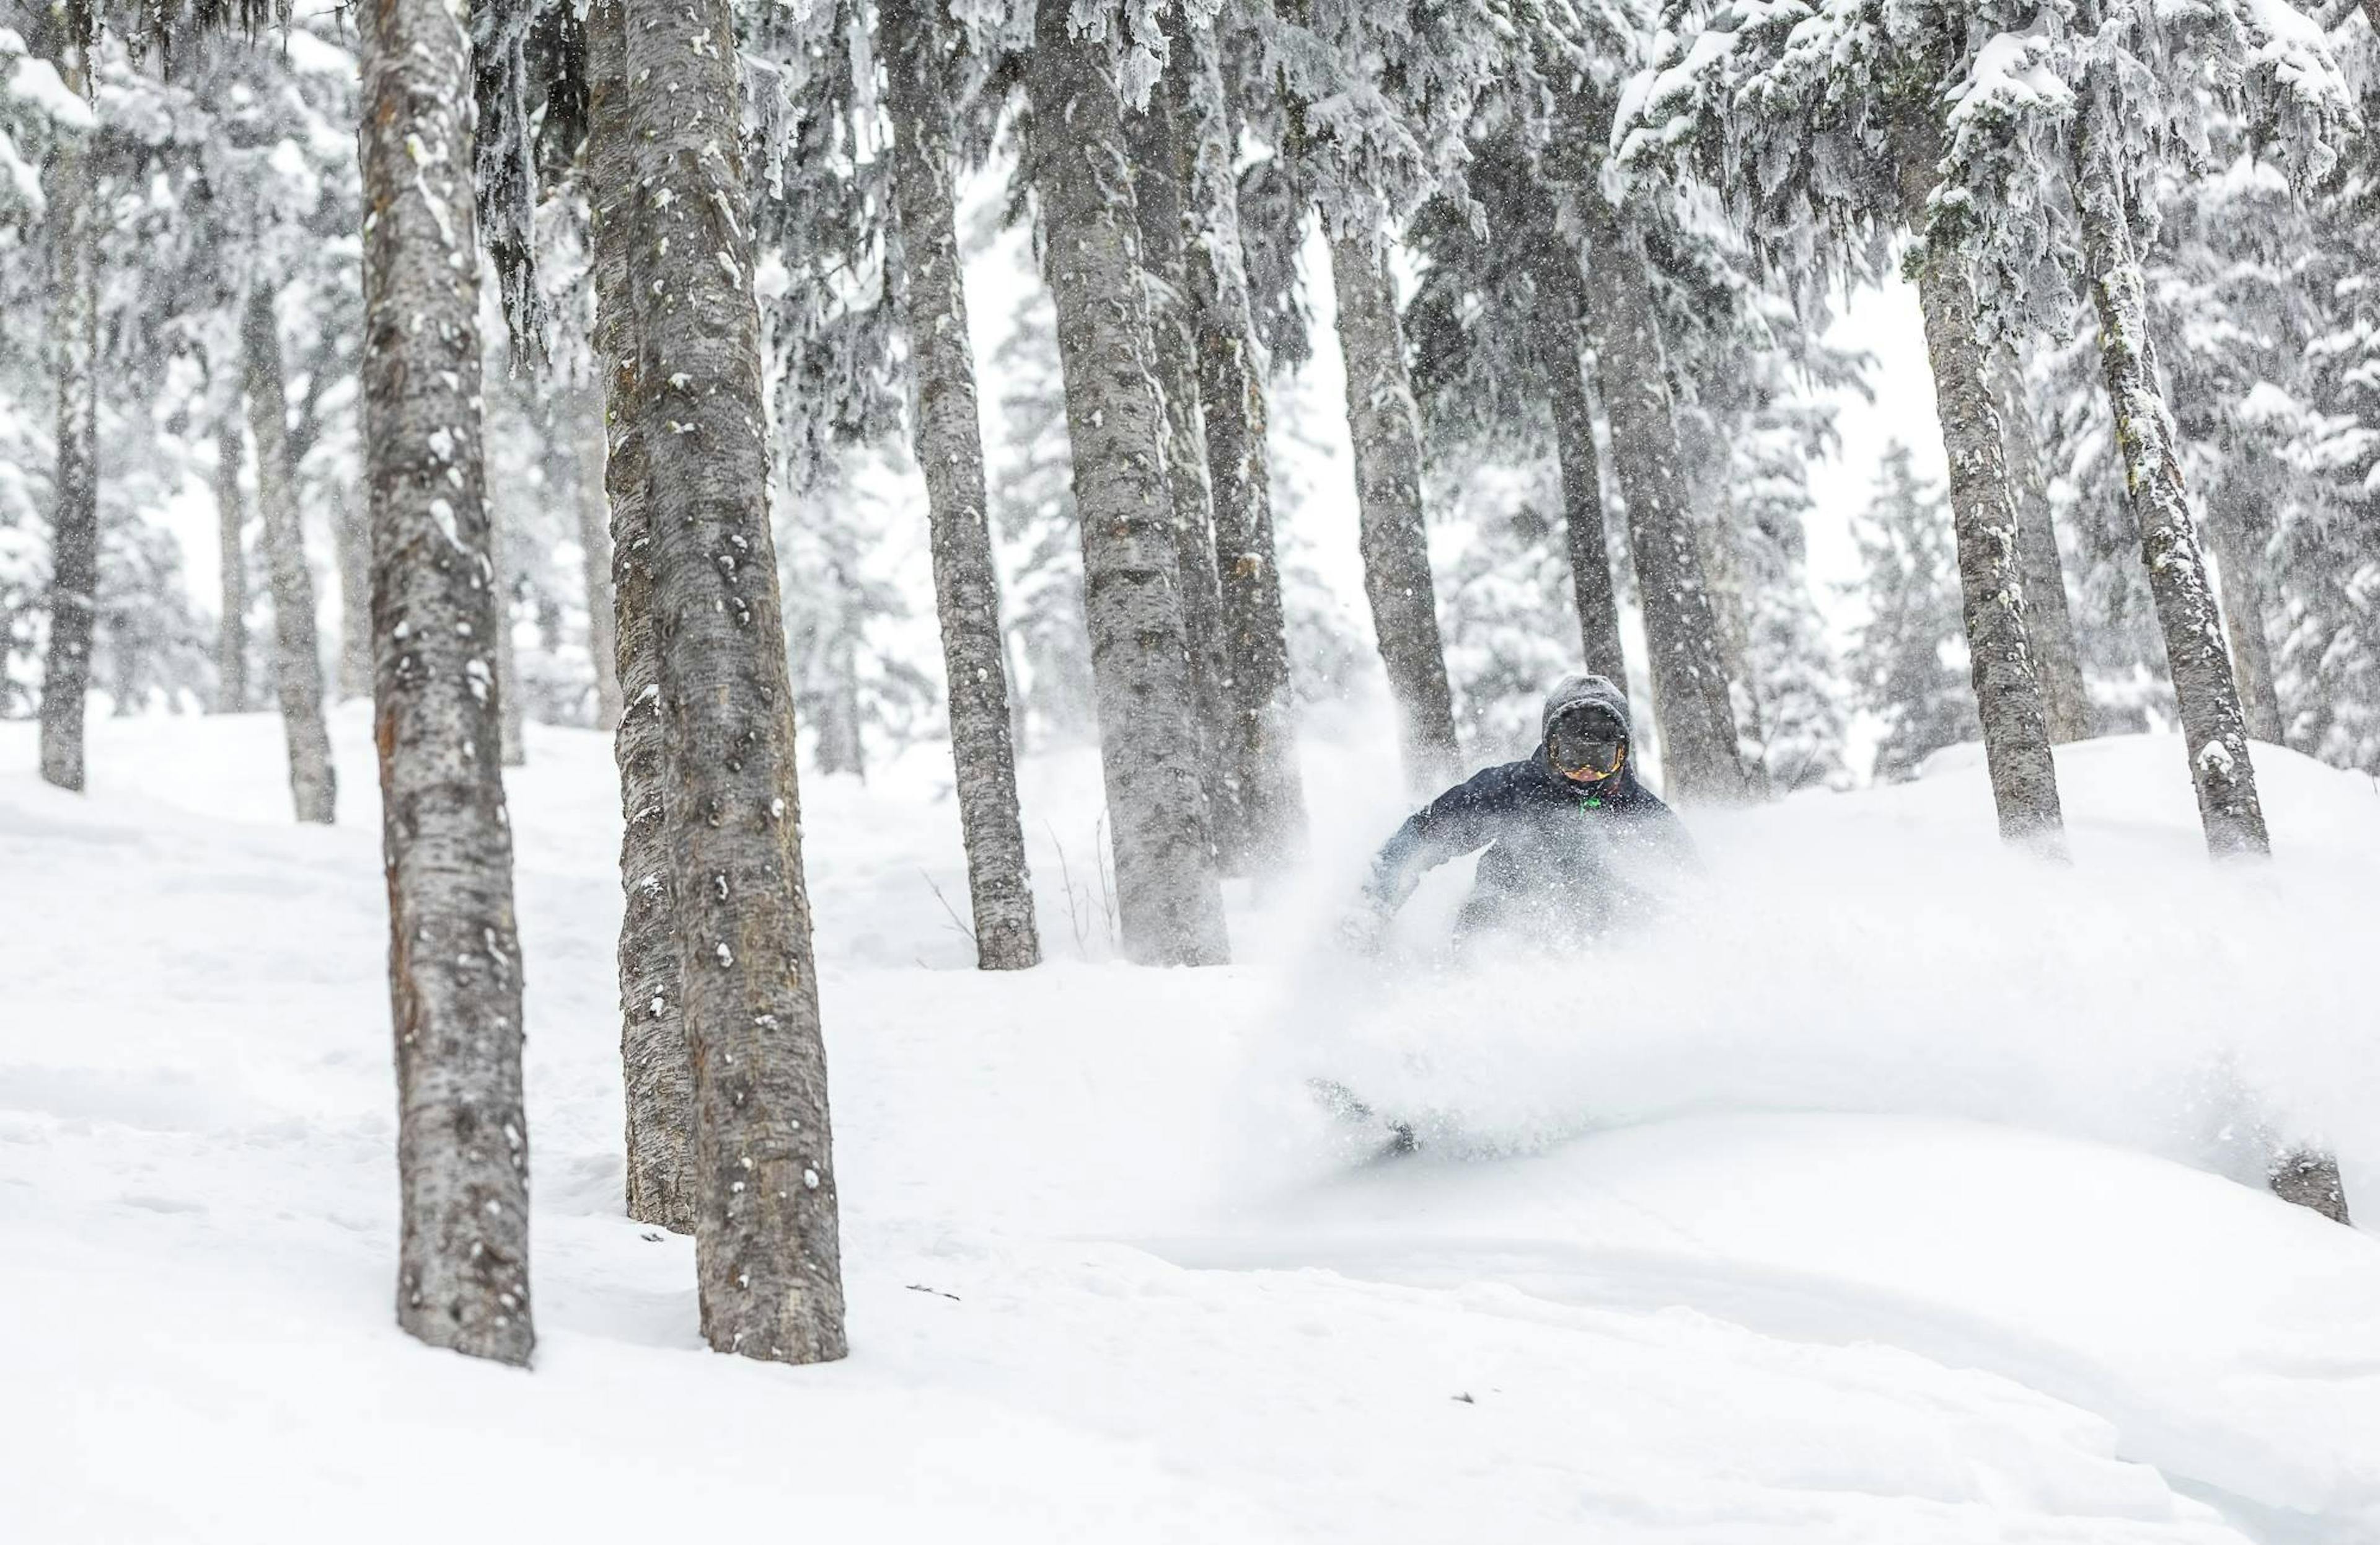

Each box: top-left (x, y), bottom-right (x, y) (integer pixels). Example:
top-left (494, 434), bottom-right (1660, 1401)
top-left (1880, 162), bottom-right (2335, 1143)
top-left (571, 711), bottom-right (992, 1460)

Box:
top-left (573, 422), bottom-right (624, 732)
top-left (1896, 124), bottom-right (2067, 852)
top-left (2075, 106), bottom-right (2268, 858)
top-left (616, 0), bottom-right (847, 1361)
top-left (1328, 235), bottom-right (1463, 794)
top-left (587, 0), bottom-right (692, 1236)
top-left (882, 0), bottom-right (1042, 970)
top-left (214, 412), bottom-right (249, 713)
top-left (38, 67), bottom-right (96, 794)
top-left (358, 0), bottom-right (533, 1366)
top-left (1542, 285), bottom-right (1626, 684)
top-left (1575, 198), bottom-right (1748, 805)
top-left (1124, 56), bottom-right (1246, 872)
top-left (2207, 479), bottom-right (2284, 746)
top-left (1028, 0), bottom-right (1231, 966)
top-left (244, 287), bottom-right (338, 825)
top-left (1994, 352), bottom-right (2091, 744)
top-left (1171, 14), bottom-right (1310, 852)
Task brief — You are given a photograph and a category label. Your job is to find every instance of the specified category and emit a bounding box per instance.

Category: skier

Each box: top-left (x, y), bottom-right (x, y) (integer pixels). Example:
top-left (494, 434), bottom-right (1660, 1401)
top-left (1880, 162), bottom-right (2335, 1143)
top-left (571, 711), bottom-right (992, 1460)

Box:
top-left (1341, 674), bottom-right (1695, 955)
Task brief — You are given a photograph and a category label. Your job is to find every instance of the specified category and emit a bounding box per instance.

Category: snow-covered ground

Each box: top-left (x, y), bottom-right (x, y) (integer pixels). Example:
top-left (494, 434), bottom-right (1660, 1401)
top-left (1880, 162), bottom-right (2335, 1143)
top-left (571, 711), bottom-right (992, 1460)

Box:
top-left (3, 706), bottom-right (2378, 1543)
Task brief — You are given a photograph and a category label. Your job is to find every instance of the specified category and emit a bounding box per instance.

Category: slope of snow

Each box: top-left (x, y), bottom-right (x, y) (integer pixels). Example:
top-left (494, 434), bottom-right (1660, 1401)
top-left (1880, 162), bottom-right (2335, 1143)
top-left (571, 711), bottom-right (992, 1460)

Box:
top-left (2, 710), bottom-right (2376, 1543)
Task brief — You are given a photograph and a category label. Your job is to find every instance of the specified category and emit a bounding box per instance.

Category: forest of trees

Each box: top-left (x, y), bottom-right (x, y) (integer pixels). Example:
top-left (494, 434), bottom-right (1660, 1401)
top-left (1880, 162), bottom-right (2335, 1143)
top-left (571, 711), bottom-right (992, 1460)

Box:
top-left (1, 0), bottom-right (2371, 1361)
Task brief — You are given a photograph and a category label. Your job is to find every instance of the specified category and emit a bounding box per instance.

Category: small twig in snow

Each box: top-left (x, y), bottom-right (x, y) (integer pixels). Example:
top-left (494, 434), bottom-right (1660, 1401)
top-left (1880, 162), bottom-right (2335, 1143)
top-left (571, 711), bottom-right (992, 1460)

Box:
top-left (1046, 821), bottom-right (1091, 957)
top-left (919, 868), bottom-right (977, 948)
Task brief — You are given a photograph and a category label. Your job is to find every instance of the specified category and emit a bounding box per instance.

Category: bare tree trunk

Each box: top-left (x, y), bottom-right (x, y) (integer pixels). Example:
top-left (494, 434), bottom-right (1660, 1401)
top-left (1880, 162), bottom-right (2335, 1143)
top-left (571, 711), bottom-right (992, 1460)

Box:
top-left (2075, 102), bottom-right (2268, 858)
top-left (243, 287), bottom-right (338, 824)
top-left (1699, 510), bottom-right (1773, 799)
top-left (1575, 198), bottom-right (1747, 804)
top-left (798, 589), bottom-right (867, 779)
top-left (1675, 404), bottom-right (1770, 795)
top-left (573, 421), bottom-right (624, 731)
top-left (1329, 234), bottom-right (1463, 794)
top-left (882, 0), bottom-right (1041, 968)
top-left (587, 0), bottom-right (691, 1236)
top-left (617, 0), bottom-right (847, 1361)
top-left (1028, 0), bottom-right (1231, 966)
top-left (1173, 15), bottom-right (1308, 853)
top-left (1125, 52), bottom-right (1245, 872)
top-left (1895, 123), bottom-right (2066, 852)
top-left (830, 632), bottom-right (866, 781)
top-left (38, 51), bottom-right (96, 793)
top-left (491, 526), bottom-right (527, 768)
top-left (328, 485), bottom-right (373, 701)
top-left (1542, 282), bottom-right (1625, 683)
top-left (1994, 352), bottom-right (2091, 744)
top-left (214, 412), bottom-right (249, 713)
top-left (2207, 477), bottom-right (2284, 745)
top-left (358, 0), bottom-right (532, 1366)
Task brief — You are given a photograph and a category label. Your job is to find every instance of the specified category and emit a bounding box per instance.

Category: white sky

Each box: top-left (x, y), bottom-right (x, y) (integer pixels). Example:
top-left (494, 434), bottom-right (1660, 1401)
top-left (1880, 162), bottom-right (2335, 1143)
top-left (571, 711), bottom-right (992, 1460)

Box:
top-left (1804, 273), bottom-right (1951, 624)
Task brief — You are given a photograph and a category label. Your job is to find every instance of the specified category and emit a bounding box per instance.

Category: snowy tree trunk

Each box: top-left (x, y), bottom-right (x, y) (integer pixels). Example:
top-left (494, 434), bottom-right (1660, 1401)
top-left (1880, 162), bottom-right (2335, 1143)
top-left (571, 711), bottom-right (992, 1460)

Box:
top-left (1699, 511), bottom-right (1773, 799)
top-left (328, 487), bottom-right (373, 702)
top-left (1172, 14), bottom-right (1308, 856)
top-left (882, 0), bottom-right (1042, 968)
top-left (243, 287), bottom-right (338, 825)
top-left (573, 427), bottom-right (624, 732)
top-left (1028, 0), bottom-right (1231, 965)
top-left (1329, 234), bottom-right (1463, 794)
top-left (1575, 198), bottom-right (1747, 804)
top-left (1677, 407), bottom-right (1769, 794)
top-left (2207, 483), bottom-right (2283, 745)
top-left (804, 604), bottom-right (866, 779)
top-left (213, 414), bottom-right (249, 714)
top-left (1541, 285), bottom-right (1625, 683)
top-left (358, 0), bottom-right (532, 1366)
top-left (491, 527), bottom-right (526, 768)
top-left (1125, 58), bottom-right (1246, 872)
top-left (1994, 353), bottom-right (2091, 745)
top-left (617, 0), bottom-right (847, 1361)
top-left (2074, 108), bottom-right (2268, 857)
top-left (1895, 123), bottom-right (2066, 852)
top-left (38, 60), bottom-right (96, 794)
top-left (587, 0), bottom-right (691, 1236)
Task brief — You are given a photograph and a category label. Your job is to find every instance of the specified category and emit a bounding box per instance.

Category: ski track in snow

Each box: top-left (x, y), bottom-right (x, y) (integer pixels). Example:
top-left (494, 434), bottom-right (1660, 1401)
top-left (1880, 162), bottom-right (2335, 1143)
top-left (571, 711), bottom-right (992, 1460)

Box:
top-left (2, 706), bottom-right (2378, 1543)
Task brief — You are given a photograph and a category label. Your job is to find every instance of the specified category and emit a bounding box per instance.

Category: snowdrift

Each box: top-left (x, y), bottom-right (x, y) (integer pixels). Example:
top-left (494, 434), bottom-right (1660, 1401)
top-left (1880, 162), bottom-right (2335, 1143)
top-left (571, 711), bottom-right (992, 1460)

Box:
top-left (2, 710), bottom-right (2376, 1543)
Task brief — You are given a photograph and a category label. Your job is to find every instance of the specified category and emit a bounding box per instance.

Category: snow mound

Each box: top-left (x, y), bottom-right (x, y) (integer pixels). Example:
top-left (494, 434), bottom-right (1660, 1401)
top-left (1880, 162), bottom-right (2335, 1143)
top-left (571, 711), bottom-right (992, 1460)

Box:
top-left (2, 713), bottom-right (2377, 1541)
top-left (1170, 1114), bottom-right (2380, 1531)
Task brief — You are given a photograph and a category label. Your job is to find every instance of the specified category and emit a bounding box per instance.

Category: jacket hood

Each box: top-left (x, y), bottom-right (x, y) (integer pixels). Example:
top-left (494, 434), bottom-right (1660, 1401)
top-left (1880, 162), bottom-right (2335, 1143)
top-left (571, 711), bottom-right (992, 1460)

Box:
top-left (1540, 673), bottom-right (1633, 742)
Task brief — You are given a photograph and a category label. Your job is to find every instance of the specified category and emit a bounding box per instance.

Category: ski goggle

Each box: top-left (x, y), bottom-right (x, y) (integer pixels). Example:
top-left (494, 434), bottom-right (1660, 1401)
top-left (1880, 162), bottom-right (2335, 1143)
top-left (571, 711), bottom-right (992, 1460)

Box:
top-left (1549, 724), bottom-right (1626, 779)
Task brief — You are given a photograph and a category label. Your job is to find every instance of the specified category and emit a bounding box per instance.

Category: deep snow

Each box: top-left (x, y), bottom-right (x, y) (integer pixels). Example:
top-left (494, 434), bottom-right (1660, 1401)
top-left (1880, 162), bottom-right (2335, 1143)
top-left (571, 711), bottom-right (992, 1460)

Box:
top-left (2, 706), bottom-right (2378, 1543)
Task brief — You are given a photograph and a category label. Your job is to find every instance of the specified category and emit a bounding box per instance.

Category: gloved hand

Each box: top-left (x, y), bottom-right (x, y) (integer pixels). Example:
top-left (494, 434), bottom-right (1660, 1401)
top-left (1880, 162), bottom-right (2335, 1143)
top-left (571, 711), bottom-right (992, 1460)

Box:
top-left (1335, 899), bottom-right (1390, 957)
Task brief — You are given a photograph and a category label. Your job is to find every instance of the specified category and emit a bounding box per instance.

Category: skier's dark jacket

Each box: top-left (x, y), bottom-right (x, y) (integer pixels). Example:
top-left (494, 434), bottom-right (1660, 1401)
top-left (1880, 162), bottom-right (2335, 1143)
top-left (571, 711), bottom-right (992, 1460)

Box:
top-left (1360, 675), bottom-right (1693, 942)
